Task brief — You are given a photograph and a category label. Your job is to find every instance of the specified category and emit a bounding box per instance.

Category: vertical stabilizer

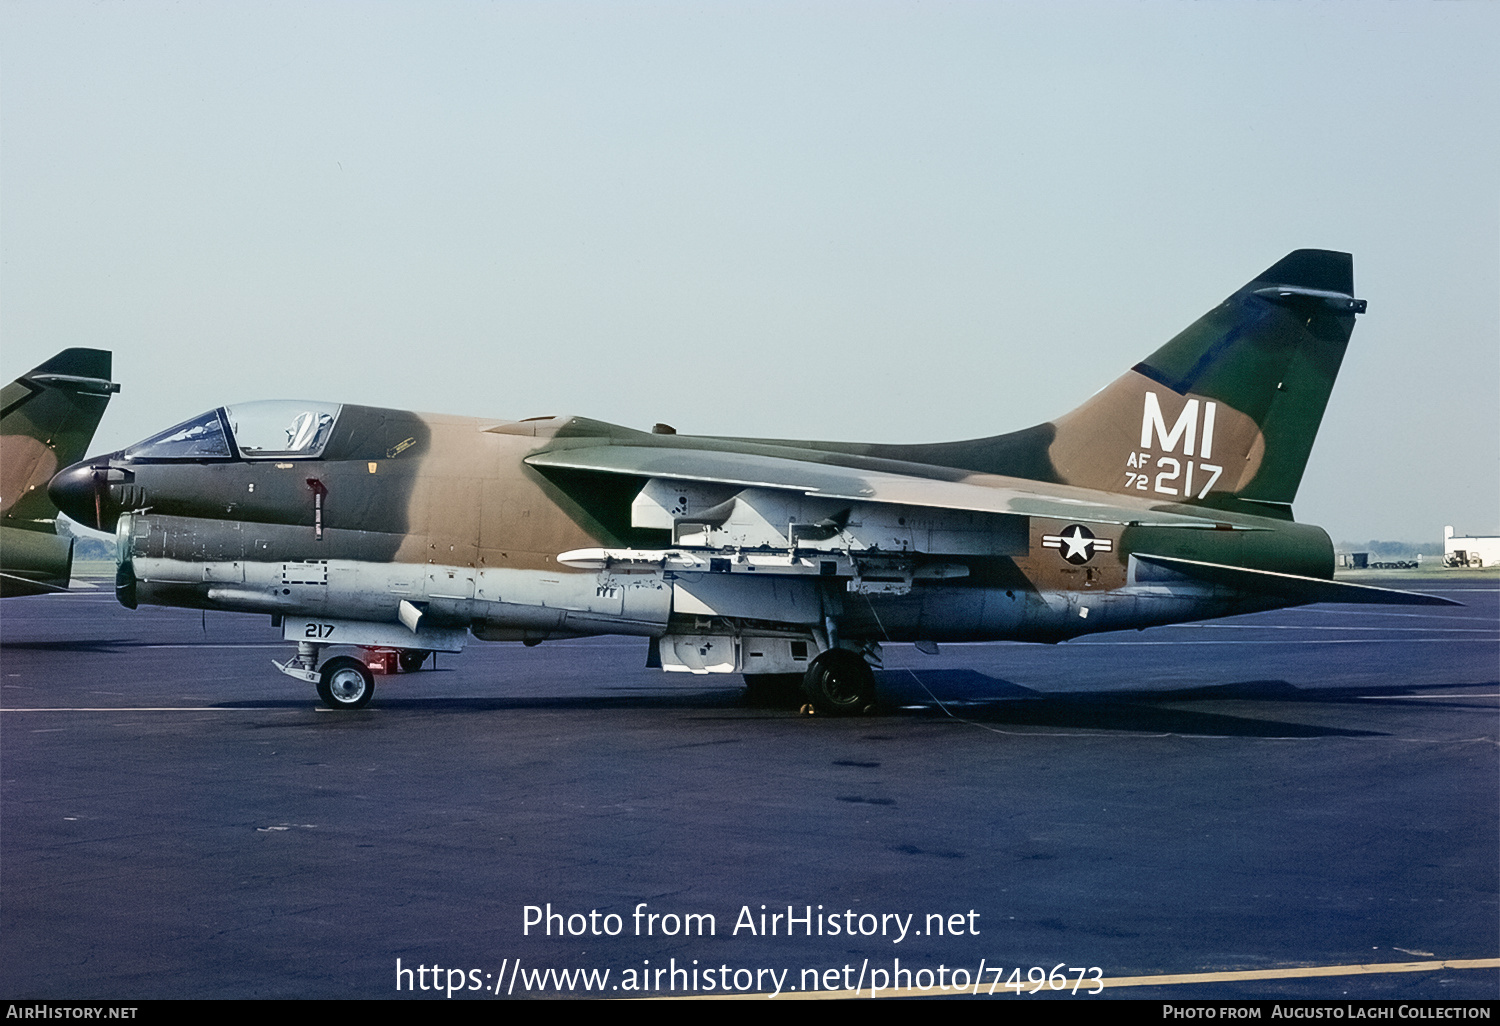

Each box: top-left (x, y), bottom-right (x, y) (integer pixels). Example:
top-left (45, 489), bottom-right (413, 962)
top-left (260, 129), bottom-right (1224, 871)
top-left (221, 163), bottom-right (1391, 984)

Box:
top-left (2, 349), bottom-right (119, 595)
top-left (1044, 250), bottom-right (1362, 514)
top-left (2, 349), bottom-right (120, 525)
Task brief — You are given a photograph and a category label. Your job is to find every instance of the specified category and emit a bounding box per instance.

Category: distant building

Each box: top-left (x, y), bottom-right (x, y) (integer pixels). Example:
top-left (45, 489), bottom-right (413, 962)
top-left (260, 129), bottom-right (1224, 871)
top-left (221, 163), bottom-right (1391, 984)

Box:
top-left (1444, 526), bottom-right (1500, 568)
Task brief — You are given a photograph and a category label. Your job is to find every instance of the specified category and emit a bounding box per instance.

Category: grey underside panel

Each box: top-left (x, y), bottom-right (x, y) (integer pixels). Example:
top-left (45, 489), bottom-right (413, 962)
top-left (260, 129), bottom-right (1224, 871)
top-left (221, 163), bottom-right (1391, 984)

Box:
top-left (1134, 554), bottom-right (1460, 607)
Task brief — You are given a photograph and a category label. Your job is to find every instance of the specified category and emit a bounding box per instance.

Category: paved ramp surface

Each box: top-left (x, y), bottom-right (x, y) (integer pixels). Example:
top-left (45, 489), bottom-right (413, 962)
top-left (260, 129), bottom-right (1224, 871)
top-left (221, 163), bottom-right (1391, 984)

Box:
top-left (2, 578), bottom-right (1495, 999)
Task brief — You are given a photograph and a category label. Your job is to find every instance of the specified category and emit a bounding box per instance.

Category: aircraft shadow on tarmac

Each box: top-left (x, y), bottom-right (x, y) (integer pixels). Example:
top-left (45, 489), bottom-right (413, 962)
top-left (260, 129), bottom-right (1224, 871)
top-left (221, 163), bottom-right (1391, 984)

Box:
top-left (6, 634), bottom-right (1489, 737)
top-left (0, 638), bottom-right (141, 653)
top-left (890, 667), bottom-right (1500, 705)
top-left (871, 669), bottom-right (1500, 737)
top-left (192, 669), bottom-right (1500, 739)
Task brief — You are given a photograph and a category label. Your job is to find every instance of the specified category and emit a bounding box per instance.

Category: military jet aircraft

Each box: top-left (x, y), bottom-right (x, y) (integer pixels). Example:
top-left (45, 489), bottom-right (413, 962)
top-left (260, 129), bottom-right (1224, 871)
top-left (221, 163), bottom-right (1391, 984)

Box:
top-left (1, 349), bottom-right (119, 596)
top-left (48, 251), bottom-right (1452, 711)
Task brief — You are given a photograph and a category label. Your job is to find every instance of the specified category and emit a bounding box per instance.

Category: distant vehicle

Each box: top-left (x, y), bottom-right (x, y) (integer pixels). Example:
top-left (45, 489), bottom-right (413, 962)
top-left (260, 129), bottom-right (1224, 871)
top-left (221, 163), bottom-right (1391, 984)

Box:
top-left (1, 349), bottom-right (119, 596)
top-left (49, 251), bottom-right (1454, 712)
top-left (1366, 560), bottom-right (1422, 570)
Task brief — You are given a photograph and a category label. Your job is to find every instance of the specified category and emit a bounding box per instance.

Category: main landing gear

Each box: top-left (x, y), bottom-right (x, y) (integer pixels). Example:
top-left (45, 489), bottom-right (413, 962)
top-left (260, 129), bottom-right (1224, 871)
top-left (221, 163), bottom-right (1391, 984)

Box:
top-left (801, 648), bottom-right (877, 716)
top-left (744, 649), bottom-right (878, 716)
top-left (397, 649), bottom-right (431, 673)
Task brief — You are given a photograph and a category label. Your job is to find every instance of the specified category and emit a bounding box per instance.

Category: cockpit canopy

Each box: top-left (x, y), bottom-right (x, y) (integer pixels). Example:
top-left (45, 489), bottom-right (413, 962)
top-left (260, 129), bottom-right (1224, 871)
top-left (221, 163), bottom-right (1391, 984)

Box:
top-left (124, 401), bottom-right (342, 461)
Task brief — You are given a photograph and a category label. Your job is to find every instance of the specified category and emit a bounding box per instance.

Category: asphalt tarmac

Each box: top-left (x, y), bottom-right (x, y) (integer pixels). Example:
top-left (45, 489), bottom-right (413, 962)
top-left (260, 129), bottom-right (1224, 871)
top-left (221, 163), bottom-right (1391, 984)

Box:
top-left (2, 574), bottom-right (1496, 1000)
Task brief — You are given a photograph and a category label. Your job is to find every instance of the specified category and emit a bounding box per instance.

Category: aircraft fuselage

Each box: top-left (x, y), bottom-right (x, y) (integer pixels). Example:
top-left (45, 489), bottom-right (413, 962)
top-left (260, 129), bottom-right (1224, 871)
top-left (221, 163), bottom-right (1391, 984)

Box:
top-left (55, 404), bottom-right (1330, 653)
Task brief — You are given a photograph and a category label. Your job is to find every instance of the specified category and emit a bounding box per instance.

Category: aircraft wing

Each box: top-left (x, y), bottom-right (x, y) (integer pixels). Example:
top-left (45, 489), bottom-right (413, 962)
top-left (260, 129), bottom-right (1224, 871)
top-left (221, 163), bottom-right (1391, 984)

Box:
top-left (525, 443), bottom-right (1258, 531)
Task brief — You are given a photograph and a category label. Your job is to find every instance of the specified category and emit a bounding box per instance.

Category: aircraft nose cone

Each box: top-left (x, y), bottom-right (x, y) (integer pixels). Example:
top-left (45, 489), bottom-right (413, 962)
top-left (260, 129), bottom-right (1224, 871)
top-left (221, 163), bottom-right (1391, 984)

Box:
top-left (48, 460), bottom-right (112, 532)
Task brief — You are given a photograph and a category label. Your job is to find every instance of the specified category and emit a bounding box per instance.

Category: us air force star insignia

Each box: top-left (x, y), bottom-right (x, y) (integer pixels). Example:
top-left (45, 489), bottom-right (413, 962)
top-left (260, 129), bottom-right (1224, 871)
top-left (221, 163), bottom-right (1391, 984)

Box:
top-left (1041, 524), bottom-right (1114, 565)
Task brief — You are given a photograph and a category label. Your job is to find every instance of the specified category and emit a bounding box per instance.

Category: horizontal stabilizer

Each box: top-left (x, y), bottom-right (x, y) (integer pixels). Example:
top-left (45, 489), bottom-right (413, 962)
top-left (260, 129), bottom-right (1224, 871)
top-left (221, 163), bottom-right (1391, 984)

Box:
top-left (1135, 555), bottom-right (1460, 607)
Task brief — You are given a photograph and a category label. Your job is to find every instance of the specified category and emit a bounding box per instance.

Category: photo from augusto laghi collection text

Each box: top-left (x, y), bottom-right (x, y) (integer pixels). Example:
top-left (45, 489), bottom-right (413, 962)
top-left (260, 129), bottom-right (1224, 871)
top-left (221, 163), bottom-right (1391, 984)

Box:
top-left (395, 901), bottom-right (1105, 997)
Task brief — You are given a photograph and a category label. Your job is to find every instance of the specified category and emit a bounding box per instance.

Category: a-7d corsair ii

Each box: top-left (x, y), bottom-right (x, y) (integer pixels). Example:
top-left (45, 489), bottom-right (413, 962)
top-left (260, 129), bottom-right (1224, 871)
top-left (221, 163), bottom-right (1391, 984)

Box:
top-left (49, 250), bottom-right (1452, 712)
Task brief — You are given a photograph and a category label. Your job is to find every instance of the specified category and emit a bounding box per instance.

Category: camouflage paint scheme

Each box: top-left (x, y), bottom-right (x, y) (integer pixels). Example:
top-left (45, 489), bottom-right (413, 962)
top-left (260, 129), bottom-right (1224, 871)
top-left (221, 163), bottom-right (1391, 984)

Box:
top-left (47, 251), bottom-right (1453, 712)
top-left (1, 350), bottom-right (119, 596)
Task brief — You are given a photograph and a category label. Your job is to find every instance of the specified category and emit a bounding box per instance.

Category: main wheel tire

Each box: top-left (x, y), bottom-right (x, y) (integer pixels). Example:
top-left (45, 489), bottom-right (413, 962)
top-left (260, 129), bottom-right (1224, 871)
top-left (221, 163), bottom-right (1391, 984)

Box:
top-left (801, 649), bottom-right (876, 716)
top-left (397, 649), bottom-right (430, 673)
top-left (317, 656), bottom-right (375, 710)
top-left (743, 673), bottom-right (805, 709)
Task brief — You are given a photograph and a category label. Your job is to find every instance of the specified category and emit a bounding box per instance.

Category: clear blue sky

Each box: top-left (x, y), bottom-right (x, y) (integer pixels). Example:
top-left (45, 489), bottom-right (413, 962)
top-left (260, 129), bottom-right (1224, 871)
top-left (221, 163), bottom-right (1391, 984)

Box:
top-left (4, 2), bottom-right (1496, 543)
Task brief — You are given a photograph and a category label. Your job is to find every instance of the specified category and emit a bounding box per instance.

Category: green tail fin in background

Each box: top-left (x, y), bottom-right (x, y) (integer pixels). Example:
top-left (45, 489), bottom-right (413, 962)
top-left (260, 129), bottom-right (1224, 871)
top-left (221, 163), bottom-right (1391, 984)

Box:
top-left (2, 349), bottom-right (120, 526)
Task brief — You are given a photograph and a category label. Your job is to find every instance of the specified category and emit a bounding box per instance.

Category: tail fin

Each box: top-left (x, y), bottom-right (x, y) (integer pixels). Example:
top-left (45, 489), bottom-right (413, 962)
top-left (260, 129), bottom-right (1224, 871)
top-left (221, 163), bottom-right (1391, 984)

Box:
top-left (1, 349), bottom-right (120, 525)
top-left (756, 250), bottom-right (1360, 518)
top-left (1044, 249), bottom-right (1362, 515)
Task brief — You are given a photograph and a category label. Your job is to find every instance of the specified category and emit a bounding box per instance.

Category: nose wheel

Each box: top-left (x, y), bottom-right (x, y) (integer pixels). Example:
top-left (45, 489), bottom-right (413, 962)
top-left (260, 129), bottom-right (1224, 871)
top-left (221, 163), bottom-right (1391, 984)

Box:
top-left (316, 656), bottom-right (375, 710)
top-left (274, 641), bottom-right (378, 710)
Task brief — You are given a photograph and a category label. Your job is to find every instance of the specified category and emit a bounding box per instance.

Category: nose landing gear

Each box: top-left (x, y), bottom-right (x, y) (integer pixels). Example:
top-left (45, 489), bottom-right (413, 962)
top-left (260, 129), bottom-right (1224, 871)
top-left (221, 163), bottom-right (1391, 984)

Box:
top-left (271, 640), bottom-right (376, 710)
top-left (316, 656), bottom-right (375, 710)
